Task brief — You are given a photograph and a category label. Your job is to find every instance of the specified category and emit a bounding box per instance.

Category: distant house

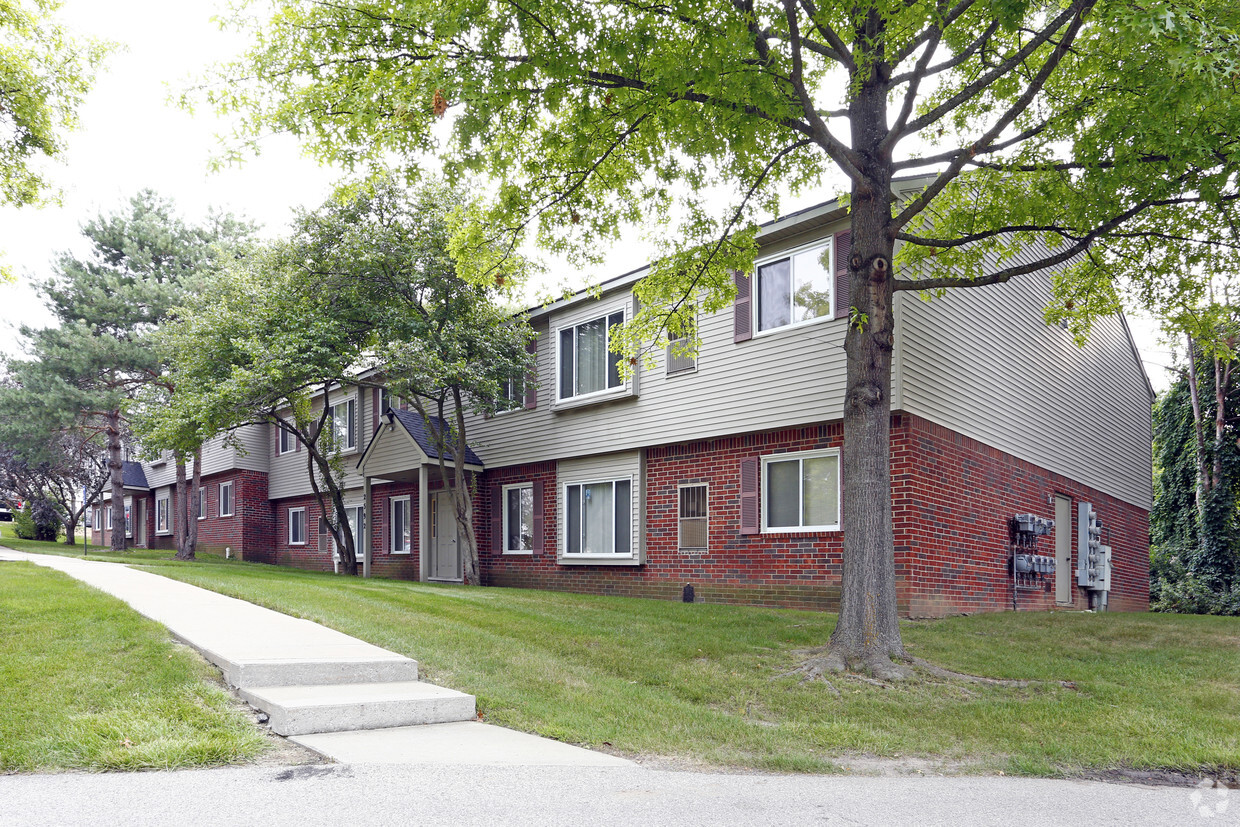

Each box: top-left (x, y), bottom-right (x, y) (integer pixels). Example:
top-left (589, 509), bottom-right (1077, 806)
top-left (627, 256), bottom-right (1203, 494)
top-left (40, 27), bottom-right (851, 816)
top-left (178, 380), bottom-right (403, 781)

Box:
top-left (92, 194), bottom-right (1153, 616)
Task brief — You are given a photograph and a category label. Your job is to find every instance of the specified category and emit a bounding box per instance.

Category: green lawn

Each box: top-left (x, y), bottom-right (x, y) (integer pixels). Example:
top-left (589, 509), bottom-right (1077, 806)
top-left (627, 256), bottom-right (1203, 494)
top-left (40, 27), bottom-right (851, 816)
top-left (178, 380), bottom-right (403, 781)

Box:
top-left (4, 537), bottom-right (1238, 777)
top-left (0, 558), bottom-right (268, 772)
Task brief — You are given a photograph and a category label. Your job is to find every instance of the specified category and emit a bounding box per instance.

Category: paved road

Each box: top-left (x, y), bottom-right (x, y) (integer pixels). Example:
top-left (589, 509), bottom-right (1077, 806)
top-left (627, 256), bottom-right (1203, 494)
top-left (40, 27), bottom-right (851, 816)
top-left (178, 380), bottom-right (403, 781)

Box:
top-left (0, 763), bottom-right (1221, 827)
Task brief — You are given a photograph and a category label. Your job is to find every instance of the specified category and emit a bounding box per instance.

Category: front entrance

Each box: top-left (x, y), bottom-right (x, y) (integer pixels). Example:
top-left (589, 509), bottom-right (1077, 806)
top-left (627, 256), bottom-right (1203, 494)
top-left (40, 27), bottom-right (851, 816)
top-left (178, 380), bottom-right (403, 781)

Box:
top-left (134, 499), bottom-right (146, 547)
top-left (1055, 495), bottom-right (1072, 605)
top-left (429, 492), bottom-right (461, 581)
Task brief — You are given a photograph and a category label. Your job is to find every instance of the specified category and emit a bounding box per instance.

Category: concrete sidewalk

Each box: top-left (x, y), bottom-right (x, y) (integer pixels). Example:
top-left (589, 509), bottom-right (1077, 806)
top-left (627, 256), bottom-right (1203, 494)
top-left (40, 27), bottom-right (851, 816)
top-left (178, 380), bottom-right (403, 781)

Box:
top-left (0, 548), bottom-right (629, 768)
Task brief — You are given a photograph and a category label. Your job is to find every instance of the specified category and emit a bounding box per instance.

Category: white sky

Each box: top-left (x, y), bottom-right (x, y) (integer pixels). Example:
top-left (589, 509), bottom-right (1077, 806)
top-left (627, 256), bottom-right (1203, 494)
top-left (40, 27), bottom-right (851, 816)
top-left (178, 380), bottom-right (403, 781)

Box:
top-left (0, 0), bottom-right (1177, 390)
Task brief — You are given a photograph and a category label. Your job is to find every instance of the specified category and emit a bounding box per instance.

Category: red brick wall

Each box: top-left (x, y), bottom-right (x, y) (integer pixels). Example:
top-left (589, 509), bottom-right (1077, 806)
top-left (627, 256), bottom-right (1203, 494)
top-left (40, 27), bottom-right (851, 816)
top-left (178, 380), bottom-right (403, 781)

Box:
top-left (482, 431), bottom-right (846, 611)
top-left (143, 471), bottom-right (273, 561)
top-left (896, 413), bottom-right (1149, 616)
top-left (477, 416), bottom-right (1149, 616)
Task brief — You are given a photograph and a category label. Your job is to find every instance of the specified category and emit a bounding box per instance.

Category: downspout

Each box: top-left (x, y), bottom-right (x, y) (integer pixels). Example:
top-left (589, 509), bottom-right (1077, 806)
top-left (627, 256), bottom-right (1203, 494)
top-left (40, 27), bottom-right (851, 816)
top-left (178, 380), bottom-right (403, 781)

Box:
top-left (363, 474), bottom-right (372, 578)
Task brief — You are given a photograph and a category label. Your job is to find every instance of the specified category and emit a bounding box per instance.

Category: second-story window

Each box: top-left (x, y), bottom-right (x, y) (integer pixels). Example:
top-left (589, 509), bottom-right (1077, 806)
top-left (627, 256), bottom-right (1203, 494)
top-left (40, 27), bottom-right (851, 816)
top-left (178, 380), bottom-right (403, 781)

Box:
top-left (558, 311), bottom-right (624, 400)
top-left (330, 398), bottom-right (356, 451)
top-left (278, 422), bottom-right (294, 455)
top-left (498, 374), bottom-right (524, 412)
top-left (756, 243), bottom-right (833, 333)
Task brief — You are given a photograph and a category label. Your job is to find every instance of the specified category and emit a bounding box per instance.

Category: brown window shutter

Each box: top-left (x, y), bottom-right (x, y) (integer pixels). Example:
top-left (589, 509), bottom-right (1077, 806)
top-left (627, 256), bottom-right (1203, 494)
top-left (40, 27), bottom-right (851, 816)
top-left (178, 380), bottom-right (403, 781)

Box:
top-left (524, 337), bottom-right (538, 409)
top-left (273, 422), bottom-right (279, 457)
top-left (739, 456), bottom-right (760, 535)
top-left (379, 496), bottom-right (388, 553)
top-left (733, 269), bottom-right (752, 342)
top-left (532, 479), bottom-right (545, 554)
top-left (372, 388), bottom-right (380, 432)
top-left (834, 230), bottom-right (852, 320)
top-left (491, 485), bottom-right (503, 553)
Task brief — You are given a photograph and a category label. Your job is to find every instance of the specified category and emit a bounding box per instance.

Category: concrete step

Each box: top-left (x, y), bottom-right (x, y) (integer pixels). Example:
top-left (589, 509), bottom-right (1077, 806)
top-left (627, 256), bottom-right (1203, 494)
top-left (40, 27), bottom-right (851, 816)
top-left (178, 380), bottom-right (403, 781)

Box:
top-left (239, 681), bottom-right (477, 736)
top-left (218, 655), bottom-right (420, 689)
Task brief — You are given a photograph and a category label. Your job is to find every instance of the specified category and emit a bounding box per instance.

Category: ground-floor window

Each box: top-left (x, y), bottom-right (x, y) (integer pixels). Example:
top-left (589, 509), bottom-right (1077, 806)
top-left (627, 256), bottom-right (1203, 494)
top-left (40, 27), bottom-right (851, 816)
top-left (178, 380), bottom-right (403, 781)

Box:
top-left (156, 494), bottom-right (170, 534)
top-left (564, 478), bottom-right (631, 555)
top-left (391, 497), bottom-right (411, 554)
top-left (678, 484), bottom-right (708, 551)
top-left (762, 448), bottom-right (840, 532)
top-left (219, 481), bottom-right (235, 517)
top-left (503, 484), bottom-right (534, 554)
top-left (198, 487), bottom-right (207, 520)
top-left (289, 507), bottom-right (307, 545)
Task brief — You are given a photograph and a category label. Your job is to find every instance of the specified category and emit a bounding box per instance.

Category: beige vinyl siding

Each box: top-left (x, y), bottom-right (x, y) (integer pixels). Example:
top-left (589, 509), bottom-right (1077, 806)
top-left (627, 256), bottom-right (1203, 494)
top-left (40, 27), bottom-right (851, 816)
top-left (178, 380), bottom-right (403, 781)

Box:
top-left (465, 269), bottom-right (850, 468)
top-left (140, 423), bottom-right (271, 489)
top-left (894, 260), bottom-right (1152, 509)
top-left (359, 421), bottom-right (426, 480)
top-left (557, 450), bottom-right (644, 563)
top-left (268, 386), bottom-right (367, 500)
top-left (230, 423), bottom-right (271, 472)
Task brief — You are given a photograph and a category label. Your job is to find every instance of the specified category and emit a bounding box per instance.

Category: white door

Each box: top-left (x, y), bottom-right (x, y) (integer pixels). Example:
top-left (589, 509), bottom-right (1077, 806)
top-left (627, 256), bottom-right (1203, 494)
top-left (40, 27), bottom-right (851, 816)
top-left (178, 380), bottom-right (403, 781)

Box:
top-left (1055, 495), bottom-right (1072, 605)
top-left (430, 492), bottom-right (461, 581)
top-left (330, 506), bottom-right (364, 562)
top-left (134, 500), bottom-right (146, 547)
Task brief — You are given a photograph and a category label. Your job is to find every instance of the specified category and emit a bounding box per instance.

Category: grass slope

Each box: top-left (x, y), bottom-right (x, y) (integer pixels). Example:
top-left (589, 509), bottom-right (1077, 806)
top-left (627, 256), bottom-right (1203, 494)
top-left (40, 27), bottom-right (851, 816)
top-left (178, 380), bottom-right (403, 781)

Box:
top-left (5, 538), bottom-right (1238, 776)
top-left (0, 559), bottom-right (267, 772)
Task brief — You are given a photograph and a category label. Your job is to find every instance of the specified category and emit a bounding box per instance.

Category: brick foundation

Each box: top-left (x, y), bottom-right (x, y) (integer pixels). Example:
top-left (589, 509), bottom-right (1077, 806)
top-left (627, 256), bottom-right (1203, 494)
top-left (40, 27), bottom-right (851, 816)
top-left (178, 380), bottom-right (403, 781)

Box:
top-left (478, 415), bottom-right (1149, 616)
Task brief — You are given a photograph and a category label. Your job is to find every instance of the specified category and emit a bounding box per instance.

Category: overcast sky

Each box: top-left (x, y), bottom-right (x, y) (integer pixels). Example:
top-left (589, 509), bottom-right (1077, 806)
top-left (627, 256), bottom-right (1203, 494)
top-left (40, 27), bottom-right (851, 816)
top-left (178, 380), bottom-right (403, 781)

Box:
top-left (0, 0), bottom-right (1178, 389)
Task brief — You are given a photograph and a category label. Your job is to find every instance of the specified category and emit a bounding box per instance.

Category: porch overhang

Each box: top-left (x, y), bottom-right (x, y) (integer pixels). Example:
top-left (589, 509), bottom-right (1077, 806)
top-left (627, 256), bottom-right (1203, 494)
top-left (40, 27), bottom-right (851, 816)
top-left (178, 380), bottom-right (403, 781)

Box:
top-left (356, 408), bottom-right (485, 481)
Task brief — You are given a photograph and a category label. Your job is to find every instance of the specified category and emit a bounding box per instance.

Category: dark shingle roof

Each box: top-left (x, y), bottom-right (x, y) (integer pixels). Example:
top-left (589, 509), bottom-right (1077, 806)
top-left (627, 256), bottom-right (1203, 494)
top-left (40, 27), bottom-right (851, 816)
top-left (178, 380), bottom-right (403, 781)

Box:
top-left (122, 461), bottom-right (149, 490)
top-left (388, 408), bottom-right (484, 467)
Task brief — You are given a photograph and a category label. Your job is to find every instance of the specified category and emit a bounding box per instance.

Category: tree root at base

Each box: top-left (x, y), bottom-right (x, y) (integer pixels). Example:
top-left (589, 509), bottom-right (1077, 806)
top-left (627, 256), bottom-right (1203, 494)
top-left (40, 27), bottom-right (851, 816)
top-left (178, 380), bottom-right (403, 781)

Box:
top-left (779, 649), bottom-right (1072, 690)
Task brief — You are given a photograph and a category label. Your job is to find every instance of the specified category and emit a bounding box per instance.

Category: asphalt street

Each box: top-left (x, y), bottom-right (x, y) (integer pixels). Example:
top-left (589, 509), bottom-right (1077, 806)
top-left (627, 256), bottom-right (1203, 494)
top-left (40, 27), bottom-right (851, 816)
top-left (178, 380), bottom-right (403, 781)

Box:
top-left (0, 762), bottom-right (1223, 827)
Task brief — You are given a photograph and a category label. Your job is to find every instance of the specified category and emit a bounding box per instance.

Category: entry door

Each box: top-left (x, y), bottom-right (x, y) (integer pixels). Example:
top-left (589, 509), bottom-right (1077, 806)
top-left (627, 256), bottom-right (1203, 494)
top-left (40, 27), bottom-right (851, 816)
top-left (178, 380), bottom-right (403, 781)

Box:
top-left (430, 492), bottom-right (461, 581)
top-left (1055, 495), bottom-right (1072, 605)
top-left (134, 500), bottom-right (146, 547)
top-left (330, 506), bottom-right (364, 562)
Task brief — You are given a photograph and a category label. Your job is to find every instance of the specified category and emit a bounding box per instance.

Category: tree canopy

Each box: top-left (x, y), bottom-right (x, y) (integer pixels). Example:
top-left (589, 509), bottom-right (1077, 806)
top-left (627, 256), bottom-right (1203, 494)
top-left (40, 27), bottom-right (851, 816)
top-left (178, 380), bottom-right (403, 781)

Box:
top-left (150, 175), bottom-right (531, 577)
top-left (0, 0), bottom-right (106, 207)
top-left (206, 0), bottom-right (1240, 675)
top-left (1, 191), bottom-right (253, 551)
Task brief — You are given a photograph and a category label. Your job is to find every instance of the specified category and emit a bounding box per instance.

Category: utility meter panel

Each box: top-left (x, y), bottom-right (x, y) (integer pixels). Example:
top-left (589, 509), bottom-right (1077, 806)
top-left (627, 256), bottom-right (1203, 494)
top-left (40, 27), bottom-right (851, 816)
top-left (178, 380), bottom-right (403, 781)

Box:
top-left (1077, 502), bottom-right (1108, 589)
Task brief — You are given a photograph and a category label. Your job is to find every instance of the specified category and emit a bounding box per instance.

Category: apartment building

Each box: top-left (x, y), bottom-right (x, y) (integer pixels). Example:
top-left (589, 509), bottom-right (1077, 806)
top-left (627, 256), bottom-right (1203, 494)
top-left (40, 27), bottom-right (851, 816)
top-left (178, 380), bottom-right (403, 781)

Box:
top-left (93, 196), bottom-right (1154, 616)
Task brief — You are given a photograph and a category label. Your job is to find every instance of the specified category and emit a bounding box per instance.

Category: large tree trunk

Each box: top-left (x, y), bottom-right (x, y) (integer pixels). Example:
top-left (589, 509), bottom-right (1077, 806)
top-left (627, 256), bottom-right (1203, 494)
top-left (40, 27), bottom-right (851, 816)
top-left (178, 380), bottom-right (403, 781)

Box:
top-left (105, 409), bottom-right (126, 552)
top-left (450, 390), bottom-right (480, 585)
top-left (820, 11), bottom-right (909, 679)
top-left (183, 446), bottom-right (201, 559)
top-left (174, 456), bottom-right (189, 558)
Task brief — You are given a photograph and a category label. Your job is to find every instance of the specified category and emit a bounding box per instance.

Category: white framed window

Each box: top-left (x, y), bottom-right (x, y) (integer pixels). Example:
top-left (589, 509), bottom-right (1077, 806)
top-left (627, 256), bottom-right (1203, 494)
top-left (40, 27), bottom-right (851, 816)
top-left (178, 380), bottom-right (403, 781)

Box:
top-left (92, 506), bottom-right (99, 529)
top-left (219, 481), bottom-right (235, 517)
top-left (289, 507), bottom-right (307, 545)
top-left (755, 242), bottom-right (833, 334)
top-left (390, 496), bottom-right (411, 554)
top-left (666, 314), bottom-right (697, 376)
top-left (503, 483), bottom-right (534, 554)
top-left (678, 484), bottom-right (708, 551)
top-left (564, 478), bottom-right (631, 556)
top-left (106, 506), bottom-right (113, 530)
top-left (761, 448), bottom-right (840, 532)
top-left (156, 493), bottom-right (170, 535)
top-left (330, 397), bottom-right (357, 451)
top-left (277, 422), bottom-right (295, 455)
top-left (378, 387), bottom-right (391, 415)
top-left (498, 374), bottom-right (524, 412)
top-left (557, 310), bottom-right (625, 401)
top-left (124, 499), bottom-right (133, 538)
top-left (197, 487), bottom-right (207, 520)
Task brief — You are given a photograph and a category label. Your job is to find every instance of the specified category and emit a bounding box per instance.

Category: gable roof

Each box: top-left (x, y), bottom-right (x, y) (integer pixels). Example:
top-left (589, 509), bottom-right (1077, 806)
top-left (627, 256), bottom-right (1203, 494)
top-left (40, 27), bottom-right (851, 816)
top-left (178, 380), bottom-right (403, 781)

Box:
top-left (387, 408), bottom-right (484, 466)
top-left (121, 461), bottom-right (149, 490)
